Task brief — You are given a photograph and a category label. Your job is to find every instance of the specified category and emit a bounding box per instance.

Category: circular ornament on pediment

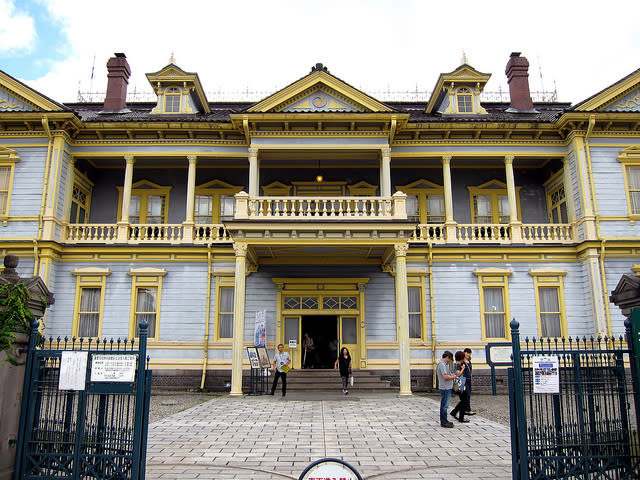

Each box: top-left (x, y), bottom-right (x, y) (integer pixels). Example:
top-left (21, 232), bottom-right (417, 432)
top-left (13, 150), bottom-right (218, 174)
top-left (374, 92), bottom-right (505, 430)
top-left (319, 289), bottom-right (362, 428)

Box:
top-left (312, 94), bottom-right (328, 108)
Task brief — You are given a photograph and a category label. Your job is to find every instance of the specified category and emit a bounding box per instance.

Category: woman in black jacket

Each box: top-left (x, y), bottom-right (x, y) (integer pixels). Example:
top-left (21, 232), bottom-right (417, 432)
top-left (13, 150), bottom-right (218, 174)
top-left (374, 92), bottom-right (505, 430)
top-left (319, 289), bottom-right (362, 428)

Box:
top-left (334, 347), bottom-right (352, 395)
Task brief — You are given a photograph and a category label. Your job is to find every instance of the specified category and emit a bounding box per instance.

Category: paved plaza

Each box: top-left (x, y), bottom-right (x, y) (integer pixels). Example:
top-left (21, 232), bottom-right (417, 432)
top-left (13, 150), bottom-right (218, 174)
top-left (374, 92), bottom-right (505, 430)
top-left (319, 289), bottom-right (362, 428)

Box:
top-left (145, 392), bottom-right (512, 479)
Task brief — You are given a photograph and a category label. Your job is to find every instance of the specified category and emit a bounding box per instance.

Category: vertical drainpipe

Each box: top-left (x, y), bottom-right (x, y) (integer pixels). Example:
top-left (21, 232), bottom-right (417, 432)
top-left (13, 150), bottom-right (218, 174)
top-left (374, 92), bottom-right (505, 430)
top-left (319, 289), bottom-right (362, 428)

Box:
top-left (36, 116), bottom-right (53, 275)
top-left (200, 243), bottom-right (213, 390)
top-left (428, 243), bottom-right (437, 389)
top-left (600, 239), bottom-right (612, 337)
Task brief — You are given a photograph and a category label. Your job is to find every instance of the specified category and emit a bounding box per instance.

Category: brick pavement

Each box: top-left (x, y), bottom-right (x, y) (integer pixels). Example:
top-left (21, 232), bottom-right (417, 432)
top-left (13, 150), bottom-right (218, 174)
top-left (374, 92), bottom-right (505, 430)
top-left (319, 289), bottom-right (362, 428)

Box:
top-left (145, 392), bottom-right (512, 479)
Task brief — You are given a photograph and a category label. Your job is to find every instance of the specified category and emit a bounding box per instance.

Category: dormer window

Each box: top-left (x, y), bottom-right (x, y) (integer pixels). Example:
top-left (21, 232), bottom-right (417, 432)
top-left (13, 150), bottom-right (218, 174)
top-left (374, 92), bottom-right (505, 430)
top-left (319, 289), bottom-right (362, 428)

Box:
top-left (164, 87), bottom-right (181, 113)
top-left (456, 87), bottom-right (473, 113)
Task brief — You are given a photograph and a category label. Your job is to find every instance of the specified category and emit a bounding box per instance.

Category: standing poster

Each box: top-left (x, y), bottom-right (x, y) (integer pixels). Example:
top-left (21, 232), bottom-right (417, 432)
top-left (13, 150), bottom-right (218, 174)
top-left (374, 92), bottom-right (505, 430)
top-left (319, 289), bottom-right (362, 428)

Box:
top-left (254, 309), bottom-right (266, 347)
top-left (533, 355), bottom-right (560, 394)
top-left (246, 347), bottom-right (260, 368)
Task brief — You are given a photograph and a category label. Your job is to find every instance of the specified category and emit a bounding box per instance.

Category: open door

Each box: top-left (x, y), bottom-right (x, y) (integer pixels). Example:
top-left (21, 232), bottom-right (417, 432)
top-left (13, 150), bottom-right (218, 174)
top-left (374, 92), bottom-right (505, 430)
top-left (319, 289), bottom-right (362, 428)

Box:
top-left (339, 316), bottom-right (358, 369)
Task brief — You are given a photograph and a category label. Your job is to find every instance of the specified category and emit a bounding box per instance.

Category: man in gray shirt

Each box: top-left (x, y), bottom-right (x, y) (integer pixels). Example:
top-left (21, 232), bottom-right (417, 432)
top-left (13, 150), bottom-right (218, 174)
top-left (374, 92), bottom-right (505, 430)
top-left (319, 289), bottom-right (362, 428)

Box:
top-left (436, 351), bottom-right (456, 427)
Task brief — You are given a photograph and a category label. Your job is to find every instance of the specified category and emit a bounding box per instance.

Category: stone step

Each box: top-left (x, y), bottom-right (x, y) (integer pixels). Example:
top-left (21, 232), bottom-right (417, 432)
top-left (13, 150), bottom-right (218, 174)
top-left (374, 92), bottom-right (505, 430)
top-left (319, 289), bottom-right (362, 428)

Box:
top-left (272, 369), bottom-right (395, 391)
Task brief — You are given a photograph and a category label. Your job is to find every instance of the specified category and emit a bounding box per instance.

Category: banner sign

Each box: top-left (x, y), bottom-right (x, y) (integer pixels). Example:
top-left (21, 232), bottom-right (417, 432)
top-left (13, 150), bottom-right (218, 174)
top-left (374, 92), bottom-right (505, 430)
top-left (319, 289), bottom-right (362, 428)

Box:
top-left (255, 309), bottom-right (266, 347)
top-left (58, 351), bottom-right (89, 390)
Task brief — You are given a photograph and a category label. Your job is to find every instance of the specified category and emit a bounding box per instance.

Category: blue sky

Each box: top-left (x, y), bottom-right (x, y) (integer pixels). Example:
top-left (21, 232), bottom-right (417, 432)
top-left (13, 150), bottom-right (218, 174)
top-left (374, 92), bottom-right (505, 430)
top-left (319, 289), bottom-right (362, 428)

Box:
top-left (1, 0), bottom-right (640, 104)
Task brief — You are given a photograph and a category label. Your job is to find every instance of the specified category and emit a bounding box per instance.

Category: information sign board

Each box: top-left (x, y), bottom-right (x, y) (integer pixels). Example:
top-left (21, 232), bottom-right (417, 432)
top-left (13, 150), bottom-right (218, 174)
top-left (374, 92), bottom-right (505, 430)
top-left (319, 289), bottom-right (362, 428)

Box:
top-left (533, 355), bottom-right (560, 394)
top-left (91, 354), bottom-right (137, 383)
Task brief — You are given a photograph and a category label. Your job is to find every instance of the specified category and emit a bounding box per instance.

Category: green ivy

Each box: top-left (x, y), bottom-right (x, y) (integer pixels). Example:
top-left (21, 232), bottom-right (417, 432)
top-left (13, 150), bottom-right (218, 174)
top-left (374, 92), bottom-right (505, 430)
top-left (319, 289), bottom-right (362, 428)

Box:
top-left (0, 283), bottom-right (33, 365)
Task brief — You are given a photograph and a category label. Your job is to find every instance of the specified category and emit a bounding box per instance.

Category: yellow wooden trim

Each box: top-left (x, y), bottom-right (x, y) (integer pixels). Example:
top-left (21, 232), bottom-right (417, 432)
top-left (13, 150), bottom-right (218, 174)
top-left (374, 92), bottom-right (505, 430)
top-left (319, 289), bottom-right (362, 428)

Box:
top-left (468, 180), bottom-right (522, 223)
top-left (214, 276), bottom-right (234, 341)
top-left (0, 70), bottom-right (65, 111)
top-left (476, 272), bottom-right (511, 341)
top-left (574, 69), bottom-right (640, 111)
top-left (532, 275), bottom-right (567, 338)
top-left (129, 274), bottom-right (162, 341)
top-left (72, 273), bottom-right (107, 338)
top-left (528, 268), bottom-right (567, 276)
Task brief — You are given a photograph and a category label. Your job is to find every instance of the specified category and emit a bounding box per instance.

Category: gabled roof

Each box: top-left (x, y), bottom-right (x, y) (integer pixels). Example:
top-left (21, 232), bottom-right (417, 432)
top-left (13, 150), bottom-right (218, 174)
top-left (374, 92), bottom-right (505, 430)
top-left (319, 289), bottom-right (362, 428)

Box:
top-left (145, 63), bottom-right (210, 113)
top-left (0, 70), bottom-right (67, 112)
top-left (572, 67), bottom-right (640, 112)
top-left (246, 63), bottom-right (393, 113)
top-left (425, 63), bottom-right (491, 114)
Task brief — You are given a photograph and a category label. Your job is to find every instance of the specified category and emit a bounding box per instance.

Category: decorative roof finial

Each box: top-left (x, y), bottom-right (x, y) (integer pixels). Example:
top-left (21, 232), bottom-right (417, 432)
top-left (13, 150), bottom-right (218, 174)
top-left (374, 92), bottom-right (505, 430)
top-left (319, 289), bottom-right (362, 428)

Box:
top-left (461, 50), bottom-right (468, 65)
top-left (311, 63), bottom-right (329, 73)
top-left (169, 52), bottom-right (176, 64)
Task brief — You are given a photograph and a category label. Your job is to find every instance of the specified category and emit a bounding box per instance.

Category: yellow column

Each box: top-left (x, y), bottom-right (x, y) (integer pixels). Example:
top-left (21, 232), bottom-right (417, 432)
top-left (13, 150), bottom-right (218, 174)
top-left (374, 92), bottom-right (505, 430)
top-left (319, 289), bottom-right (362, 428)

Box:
top-left (230, 243), bottom-right (248, 396)
top-left (42, 135), bottom-right (66, 240)
top-left (572, 135), bottom-right (597, 239)
top-left (117, 155), bottom-right (135, 242)
top-left (63, 156), bottom-right (76, 222)
top-left (395, 243), bottom-right (412, 396)
top-left (380, 147), bottom-right (391, 197)
top-left (248, 147), bottom-right (259, 197)
top-left (442, 155), bottom-right (456, 240)
top-left (504, 155), bottom-right (522, 242)
top-left (183, 155), bottom-right (197, 242)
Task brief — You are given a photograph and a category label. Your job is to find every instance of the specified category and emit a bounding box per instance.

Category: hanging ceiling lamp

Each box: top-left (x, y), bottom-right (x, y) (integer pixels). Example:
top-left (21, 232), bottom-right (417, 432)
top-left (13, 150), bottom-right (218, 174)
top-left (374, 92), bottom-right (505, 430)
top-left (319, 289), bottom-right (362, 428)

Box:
top-left (315, 160), bottom-right (324, 183)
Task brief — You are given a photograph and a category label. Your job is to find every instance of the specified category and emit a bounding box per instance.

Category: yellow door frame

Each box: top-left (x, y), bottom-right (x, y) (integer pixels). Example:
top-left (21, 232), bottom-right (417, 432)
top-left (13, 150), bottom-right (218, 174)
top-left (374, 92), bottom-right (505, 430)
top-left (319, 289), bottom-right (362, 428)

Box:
top-left (272, 277), bottom-right (369, 369)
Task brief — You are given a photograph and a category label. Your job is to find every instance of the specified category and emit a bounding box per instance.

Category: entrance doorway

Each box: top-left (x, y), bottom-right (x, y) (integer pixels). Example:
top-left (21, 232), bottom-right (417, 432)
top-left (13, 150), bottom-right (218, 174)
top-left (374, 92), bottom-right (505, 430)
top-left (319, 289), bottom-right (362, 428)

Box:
top-left (301, 315), bottom-right (338, 369)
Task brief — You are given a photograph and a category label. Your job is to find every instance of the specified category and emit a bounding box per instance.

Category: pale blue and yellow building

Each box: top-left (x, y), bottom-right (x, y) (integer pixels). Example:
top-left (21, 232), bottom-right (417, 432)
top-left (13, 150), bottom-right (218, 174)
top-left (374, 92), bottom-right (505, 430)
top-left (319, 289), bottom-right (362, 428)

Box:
top-left (1, 52), bottom-right (639, 394)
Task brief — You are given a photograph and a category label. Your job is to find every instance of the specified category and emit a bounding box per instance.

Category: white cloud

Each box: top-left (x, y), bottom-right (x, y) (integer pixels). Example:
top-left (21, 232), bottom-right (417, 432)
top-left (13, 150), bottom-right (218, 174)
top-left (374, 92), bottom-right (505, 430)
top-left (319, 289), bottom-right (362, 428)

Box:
top-left (0, 0), bottom-right (37, 54)
top-left (15, 0), bottom-right (640, 104)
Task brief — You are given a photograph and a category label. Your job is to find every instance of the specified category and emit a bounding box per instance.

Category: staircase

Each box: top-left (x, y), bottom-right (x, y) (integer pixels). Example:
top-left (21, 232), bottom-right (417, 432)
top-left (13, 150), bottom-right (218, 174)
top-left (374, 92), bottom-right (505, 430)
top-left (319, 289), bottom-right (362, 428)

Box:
top-left (284, 369), bottom-right (395, 392)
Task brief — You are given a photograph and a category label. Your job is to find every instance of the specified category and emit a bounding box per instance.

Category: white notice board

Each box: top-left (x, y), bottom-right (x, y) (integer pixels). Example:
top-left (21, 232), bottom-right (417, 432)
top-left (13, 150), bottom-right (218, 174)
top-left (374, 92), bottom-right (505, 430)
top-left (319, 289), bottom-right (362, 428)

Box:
top-left (58, 351), bottom-right (89, 390)
top-left (91, 354), bottom-right (137, 383)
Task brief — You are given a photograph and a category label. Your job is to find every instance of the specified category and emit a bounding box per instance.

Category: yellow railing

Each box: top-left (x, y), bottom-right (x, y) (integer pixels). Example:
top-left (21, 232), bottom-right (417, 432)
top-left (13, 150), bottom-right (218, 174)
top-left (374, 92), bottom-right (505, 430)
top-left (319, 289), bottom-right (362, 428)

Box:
top-left (456, 224), bottom-right (512, 243)
top-left (409, 222), bottom-right (577, 244)
top-left (65, 224), bottom-right (117, 242)
top-left (234, 191), bottom-right (407, 220)
top-left (519, 223), bottom-right (576, 243)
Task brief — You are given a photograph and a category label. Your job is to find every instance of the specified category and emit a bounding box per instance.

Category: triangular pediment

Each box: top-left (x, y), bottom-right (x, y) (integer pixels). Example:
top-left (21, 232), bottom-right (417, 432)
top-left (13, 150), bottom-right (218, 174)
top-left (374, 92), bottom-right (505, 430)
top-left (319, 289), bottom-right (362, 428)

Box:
top-left (573, 68), bottom-right (640, 112)
top-left (145, 63), bottom-right (210, 113)
top-left (397, 179), bottom-right (443, 191)
top-left (426, 63), bottom-right (491, 114)
top-left (0, 70), bottom-right (65, 112)
top-left (247, 65), bottom-right (392, 113)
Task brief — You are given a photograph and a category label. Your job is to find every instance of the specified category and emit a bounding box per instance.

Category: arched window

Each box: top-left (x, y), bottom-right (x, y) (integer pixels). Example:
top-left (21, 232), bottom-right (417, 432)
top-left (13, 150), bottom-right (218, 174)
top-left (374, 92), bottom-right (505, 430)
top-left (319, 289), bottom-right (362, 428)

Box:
top-left (164, 87), bottom-right (181, 113)
top-left (456, 87), bottom-right (473, 113)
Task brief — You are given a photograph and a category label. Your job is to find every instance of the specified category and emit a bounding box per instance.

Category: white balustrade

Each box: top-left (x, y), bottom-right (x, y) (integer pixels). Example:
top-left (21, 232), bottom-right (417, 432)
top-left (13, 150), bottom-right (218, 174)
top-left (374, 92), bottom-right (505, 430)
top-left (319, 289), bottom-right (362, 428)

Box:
top-left (65, 224), bottom-right (117, 243)
top-left (238, 196), bottom-right (404, 220)
top-left (455, 224), bottom-right (512, 243)
top-left (520, 223), bottom-right (576, 243)
top-left (127, 224), bottom-right (184, 242)
top-left (192, 224), bottom-right (231, 243)
top-left (410, 224), bottom-right (447, 243)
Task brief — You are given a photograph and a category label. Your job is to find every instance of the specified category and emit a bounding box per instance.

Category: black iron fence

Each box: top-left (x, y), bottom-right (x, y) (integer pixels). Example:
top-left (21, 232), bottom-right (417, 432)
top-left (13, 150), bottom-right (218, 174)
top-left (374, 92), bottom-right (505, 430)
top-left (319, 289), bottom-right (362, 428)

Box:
top-left (14, 320), bottom-right (152, 480)
top-left (509, 318), bottom-right (640, 480)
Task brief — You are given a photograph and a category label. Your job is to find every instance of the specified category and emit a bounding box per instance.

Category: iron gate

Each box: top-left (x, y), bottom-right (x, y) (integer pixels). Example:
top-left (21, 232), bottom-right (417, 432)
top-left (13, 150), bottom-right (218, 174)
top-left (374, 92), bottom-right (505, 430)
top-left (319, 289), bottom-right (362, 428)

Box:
top-left (14, 319), bottom-right (152, 480)
top-left (508, 318), bottom-right (640, 480)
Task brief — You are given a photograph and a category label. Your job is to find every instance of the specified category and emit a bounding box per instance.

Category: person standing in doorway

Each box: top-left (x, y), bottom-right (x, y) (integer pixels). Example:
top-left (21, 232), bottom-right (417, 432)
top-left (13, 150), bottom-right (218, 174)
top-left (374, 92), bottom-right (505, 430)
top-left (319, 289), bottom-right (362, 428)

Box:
top-left (334, 347), bottom-right (352, 395)
top-left (302, 332), bottom-right (315, 368)
top-left (270, 344), bottom-right (291, 397)
top-left (463, 347), bottom-right (475, 416)
top-left (436, 351), bottom-right (456, 428)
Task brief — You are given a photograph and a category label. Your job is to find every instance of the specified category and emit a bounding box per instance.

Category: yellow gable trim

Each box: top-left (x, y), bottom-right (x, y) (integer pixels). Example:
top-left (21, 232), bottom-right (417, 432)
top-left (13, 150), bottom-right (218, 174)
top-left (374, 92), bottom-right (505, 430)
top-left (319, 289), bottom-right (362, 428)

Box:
top-left (247, 70), bottom-right (392, 113)
top-left (0, 71), bottom-right (64, 112)
top-left (574, 68), bottom-right (640, 112)
top-left (473, 267), bottom-right (513, 276)
top-left (72, 267), bottom-right (111, 276)
top-left (128, 267), bottom-right (167, 277)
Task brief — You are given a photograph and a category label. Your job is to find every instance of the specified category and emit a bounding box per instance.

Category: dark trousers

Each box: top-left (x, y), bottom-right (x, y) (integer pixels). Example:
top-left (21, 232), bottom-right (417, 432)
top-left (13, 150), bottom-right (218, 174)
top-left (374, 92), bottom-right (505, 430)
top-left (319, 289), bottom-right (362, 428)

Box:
top-left (451, 389), bottom-right (469, 421)
top-left (271, 370), bottom-right (287, 395)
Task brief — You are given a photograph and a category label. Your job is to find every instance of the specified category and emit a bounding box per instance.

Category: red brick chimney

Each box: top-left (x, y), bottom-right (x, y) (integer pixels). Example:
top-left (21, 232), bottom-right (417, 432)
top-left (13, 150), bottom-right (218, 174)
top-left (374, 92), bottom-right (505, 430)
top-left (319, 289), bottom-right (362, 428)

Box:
top-left (102, 53), bottom-right (131, 112)
top-left (505, 52), bottom-right (534, 112)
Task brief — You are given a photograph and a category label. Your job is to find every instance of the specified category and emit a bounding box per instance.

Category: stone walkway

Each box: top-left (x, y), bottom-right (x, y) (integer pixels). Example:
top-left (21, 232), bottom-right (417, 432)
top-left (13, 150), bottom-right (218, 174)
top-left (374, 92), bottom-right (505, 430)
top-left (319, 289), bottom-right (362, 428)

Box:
top-left (145, 392), bottom-right (512, 479)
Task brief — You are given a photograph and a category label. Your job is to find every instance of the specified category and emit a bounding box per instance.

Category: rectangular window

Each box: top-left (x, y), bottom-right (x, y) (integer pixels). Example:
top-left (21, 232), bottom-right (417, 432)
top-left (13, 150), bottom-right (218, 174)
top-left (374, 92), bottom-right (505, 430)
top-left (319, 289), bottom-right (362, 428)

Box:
top-left (532, 273), bottom-right (567, 338)
top-left (626, 166), bottom-right (640, 215)
top-left (474, 195), bottom-right (492, 223)
top-left (134, 287), bottom-right (158, 338)
top-left (129, 269), bottom-right (165, 340)
top-left (129, 195), bottom-right (141, 223)
top-left (195, 194), bottom-right (213, 223)
top-left (483, 287), bottom-right (506, 338)
top-left (70, 184), bottom-right (90, 223)
top-left (0, 166), bottom-right (11, 215)
top-left (426, 195), bottom-right (445, 223)
top-left (78, 287), bottom-right (101, 337)
top-left (220, 195), bottom-right (235, 221)
top-left (72, 270), bottom-right (109, 339)
top-left (165, 94), bottom-right (180, 113)
top-left (218, 286), bottom-right (234, 338)
top-left (408, 286), bottom-right (422, 338)
top-left (406, 195), bottom-right (419, 222)
top-left (146, 195), bottom-right (165, 224)
top-left (476, 271), bottom-right (511, 340)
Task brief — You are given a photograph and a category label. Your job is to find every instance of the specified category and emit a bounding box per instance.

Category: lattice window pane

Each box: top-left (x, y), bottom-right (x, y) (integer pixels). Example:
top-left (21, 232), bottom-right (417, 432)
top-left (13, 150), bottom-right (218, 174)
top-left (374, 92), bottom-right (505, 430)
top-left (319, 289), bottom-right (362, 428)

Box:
top-left (323, 296), bottom-right (339, 309)
top-left (219, 287), bottom-right (234, 338)
top-left (301, 297), bottom-right (318, 309)
top-left (341, 296), bottom-right (357, 309)
top-left (284, 297), bottom-right (301, 310)
top-left (78, 287), bottom-right (100, 337)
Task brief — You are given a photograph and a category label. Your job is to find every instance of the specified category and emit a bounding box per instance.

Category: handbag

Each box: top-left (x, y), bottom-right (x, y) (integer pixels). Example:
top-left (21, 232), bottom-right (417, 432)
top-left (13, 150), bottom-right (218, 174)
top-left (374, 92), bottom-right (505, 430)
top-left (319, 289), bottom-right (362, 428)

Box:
top-left (453, 375), bottom-right (466, 393)
top-left (350, 375), bottom-right (354, 387)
